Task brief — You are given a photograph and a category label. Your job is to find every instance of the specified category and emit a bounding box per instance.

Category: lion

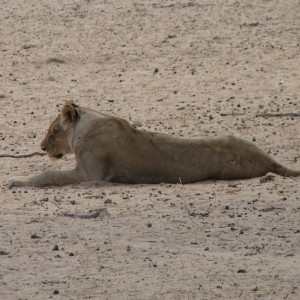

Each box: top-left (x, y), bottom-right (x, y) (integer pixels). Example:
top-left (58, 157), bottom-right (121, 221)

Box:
top-left (8, 102), bottom-right (300, 187)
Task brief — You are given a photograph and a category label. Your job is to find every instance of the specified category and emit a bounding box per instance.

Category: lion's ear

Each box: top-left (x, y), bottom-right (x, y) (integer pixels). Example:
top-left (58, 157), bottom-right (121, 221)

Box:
top-left (61, 103), bottom-right (78, 127)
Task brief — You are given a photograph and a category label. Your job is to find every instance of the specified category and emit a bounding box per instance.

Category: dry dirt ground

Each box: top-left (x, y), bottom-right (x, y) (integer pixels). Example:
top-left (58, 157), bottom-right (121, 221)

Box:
top-left (1, 0), bottom-right (300, 299)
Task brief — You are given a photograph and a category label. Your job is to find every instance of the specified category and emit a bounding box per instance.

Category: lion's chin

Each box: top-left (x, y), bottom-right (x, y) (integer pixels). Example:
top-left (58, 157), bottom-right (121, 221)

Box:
top-left (48, 153), bottom-right (64, 161)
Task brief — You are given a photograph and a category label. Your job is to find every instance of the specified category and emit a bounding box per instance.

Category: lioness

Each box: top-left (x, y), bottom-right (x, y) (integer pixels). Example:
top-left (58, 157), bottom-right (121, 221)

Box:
top-left (8, 103), bottom-right (300, 187)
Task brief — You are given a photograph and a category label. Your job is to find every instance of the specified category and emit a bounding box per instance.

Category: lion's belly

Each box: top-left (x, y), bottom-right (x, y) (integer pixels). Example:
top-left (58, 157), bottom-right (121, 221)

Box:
top-left (107, 136), bottom-right (272, 183)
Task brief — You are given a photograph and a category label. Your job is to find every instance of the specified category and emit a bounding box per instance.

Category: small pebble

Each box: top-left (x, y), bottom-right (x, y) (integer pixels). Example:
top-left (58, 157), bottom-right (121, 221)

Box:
top-left (52, 245), bottom-right (59, 251)
top-left (53, 289), bottom-right (59, 295)
top-left (28, 132), bottom-right (36, 138)
top-left (31, 233), bottom-right (41, 239)
top-left (23, 43), bottom-right (37, 49)
top-left (104, 199), bottom-right (113, 205)
top-left (153, 68), bottom-right (160, 75)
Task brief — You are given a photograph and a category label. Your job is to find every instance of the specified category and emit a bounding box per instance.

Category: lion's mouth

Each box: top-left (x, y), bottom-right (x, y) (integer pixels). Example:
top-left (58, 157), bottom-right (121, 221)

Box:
top-left (54, 153), bottom-right (64, 159)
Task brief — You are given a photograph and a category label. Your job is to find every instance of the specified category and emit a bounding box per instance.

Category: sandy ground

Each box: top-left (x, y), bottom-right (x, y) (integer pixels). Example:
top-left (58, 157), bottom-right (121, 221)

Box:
top-left (1, 0), bottom-right (300, 299)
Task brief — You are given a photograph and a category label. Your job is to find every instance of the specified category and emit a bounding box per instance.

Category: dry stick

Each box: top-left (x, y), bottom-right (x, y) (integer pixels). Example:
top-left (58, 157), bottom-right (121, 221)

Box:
top-left (220, 112), bottom-right (245, 116)
top-left (150, 281), bottom-right (164, 300)
top-left (178, 178), bottom-right (198, 245)
top-left (256, 112), bottom-right (300, 118)
top-left (0, 152), bottom-right (46, 158)
top-left (59, 208), bottom-right (111, 219)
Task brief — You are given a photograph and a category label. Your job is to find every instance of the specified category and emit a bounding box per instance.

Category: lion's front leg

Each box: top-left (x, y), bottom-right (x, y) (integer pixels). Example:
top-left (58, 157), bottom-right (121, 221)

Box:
top-left (8, 169), bottom-right (84, 188)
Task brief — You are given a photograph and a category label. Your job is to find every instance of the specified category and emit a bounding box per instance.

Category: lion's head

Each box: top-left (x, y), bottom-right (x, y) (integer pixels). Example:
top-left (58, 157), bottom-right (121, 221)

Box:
top-left (40, 103), bottom-right (79, 159)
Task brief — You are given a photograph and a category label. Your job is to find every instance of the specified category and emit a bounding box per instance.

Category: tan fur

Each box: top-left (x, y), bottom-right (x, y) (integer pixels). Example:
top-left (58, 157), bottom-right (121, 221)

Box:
top-left (8, 103), bottom-right (300, 187)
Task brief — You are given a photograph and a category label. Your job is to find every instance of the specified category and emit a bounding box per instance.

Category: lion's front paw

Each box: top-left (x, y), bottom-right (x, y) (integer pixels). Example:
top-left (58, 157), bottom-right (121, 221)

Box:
top-left (8, 176), bottom-right (28, 188)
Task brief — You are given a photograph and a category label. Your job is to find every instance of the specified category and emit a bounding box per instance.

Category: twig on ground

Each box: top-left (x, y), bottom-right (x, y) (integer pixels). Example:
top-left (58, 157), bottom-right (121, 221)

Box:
top-left (150, 281), bottom-right (164, 299)
top-left (178, 178), bottom-right (198, 245)
top-left (256, 112), bottom-right (300, 118)
top-left (0, 152), bottom-right (46, 158)
top-left (59, 208), bottom-right (111, 219)
top-left (220, 112), bottom-right (245, 116)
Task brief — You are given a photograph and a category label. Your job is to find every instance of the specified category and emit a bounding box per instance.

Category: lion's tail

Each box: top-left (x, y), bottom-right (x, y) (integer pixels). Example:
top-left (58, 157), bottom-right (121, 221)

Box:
top-left (271, 162), bottom-right (300, 177)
